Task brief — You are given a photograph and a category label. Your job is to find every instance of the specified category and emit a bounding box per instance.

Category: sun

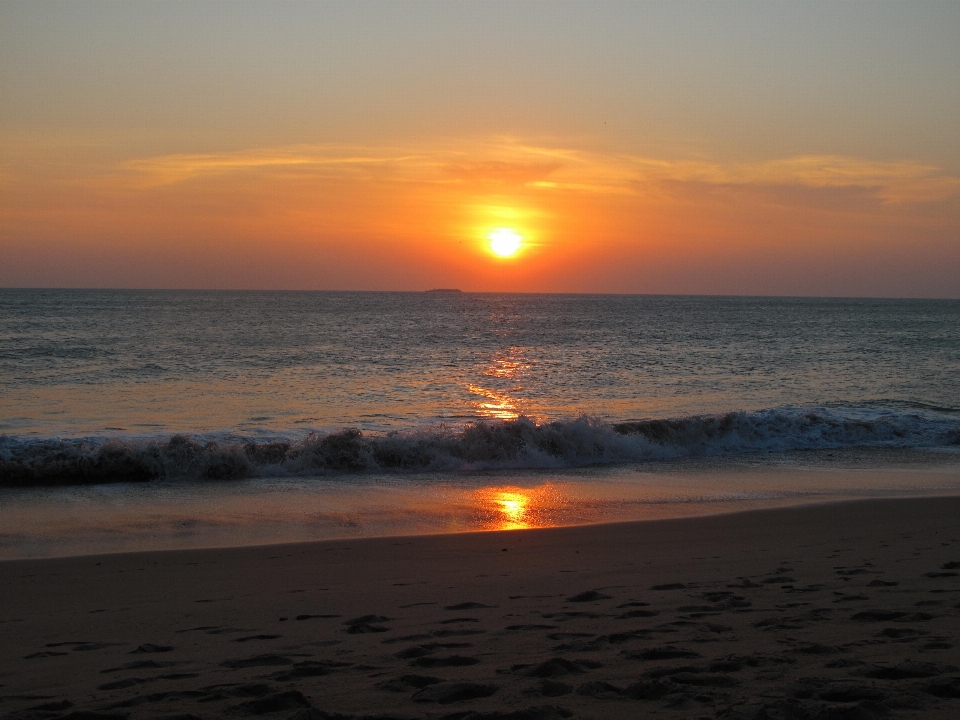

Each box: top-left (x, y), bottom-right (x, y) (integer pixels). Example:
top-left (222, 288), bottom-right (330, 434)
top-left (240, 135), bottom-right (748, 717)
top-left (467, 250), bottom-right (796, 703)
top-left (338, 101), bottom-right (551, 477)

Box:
top-left (488, 228), bottom-right (522, 257)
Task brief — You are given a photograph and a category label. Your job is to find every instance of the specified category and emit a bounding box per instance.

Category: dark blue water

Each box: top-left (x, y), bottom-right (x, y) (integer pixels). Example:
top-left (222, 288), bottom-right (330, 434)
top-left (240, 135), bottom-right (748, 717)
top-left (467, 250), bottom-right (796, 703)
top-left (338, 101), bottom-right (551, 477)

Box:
top-left (1, 290), bottom-right (959, 484)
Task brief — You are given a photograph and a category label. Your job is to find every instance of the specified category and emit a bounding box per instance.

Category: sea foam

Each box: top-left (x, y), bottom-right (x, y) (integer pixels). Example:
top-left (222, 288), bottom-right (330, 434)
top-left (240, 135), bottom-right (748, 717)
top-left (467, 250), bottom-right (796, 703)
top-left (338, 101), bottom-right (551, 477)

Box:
top-left (2, 406), bottom-right (958, 487)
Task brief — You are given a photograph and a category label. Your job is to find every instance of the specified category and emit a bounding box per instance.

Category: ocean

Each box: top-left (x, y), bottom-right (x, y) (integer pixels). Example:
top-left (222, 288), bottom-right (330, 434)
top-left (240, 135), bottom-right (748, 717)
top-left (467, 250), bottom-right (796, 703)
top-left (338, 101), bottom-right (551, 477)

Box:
top-left (2, 289), bottom-right (959, 559)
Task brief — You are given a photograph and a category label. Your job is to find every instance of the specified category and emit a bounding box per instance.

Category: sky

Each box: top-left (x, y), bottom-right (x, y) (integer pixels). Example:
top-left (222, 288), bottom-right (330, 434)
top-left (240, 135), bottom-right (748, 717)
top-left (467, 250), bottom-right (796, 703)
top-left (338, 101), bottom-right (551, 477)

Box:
top-left (2, 1), bottom-right (959, 296)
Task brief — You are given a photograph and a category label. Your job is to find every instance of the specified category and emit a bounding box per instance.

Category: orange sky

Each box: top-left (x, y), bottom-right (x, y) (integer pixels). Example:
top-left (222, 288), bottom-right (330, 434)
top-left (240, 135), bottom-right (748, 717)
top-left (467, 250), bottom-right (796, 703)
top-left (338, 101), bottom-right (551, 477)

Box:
top-left (2, 2), bottom-right (959, 296)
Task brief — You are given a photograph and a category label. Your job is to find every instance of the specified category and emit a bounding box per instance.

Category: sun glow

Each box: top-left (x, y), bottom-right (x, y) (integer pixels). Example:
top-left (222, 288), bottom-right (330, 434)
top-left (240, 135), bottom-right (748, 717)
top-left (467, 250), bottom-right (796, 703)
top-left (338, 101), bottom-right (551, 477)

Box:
top-left (488, 228), bottom-right (522, 257)
top-left (473, 484), bottom-right (564, 531)
top-left (475, 487), bottom-right (533, 530)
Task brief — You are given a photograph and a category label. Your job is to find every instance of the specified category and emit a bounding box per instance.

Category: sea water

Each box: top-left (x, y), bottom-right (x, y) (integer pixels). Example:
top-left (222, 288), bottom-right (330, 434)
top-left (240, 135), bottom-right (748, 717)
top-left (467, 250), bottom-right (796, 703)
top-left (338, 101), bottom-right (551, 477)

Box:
top-left (2, 290), bottom-right (959, 558)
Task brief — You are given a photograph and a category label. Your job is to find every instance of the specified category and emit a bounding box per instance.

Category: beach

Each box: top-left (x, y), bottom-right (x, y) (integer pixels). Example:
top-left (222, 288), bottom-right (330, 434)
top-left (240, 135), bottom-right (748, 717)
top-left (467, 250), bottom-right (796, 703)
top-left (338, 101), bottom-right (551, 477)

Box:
top-left (5, 1), bottom-right (960, 716)
top-left (3, 496), bottom-right (960, 719)
top-left (2, 292), bottom-right (959, 718)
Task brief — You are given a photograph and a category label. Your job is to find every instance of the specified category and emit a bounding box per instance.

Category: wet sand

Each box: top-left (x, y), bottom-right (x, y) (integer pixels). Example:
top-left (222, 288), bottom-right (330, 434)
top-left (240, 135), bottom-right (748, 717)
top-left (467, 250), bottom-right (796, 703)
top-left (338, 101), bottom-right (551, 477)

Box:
top-left (5, 462), bottom-right (960, 561)
top-left (3, 497), bottom-right (960, 719)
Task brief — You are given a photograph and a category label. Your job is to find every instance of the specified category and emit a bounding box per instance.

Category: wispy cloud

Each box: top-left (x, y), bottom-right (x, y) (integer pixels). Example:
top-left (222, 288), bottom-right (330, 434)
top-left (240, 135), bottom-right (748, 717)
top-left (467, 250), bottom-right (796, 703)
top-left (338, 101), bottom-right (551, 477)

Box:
top-left (697, 155), bottom-right (960, 203)
top-left (120, 145), bottom-right (433, 187)
top-left (115, 139), bottom-right (960, 204)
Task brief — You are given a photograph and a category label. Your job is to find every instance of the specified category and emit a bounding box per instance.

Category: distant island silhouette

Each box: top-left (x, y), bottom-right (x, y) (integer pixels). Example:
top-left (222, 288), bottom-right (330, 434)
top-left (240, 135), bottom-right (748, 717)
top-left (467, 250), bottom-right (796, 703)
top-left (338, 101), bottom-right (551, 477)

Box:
top-left (425, 288), bottom-right (462, 293)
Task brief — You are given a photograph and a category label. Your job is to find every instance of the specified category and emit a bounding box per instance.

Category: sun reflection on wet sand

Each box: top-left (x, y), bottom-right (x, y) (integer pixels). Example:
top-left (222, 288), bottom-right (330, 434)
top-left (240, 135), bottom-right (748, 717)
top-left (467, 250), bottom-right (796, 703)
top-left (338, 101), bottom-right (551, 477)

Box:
top-left (8, 466), bottom-right (960, 559)
top-left (474, 484), bottom-right (563, 531)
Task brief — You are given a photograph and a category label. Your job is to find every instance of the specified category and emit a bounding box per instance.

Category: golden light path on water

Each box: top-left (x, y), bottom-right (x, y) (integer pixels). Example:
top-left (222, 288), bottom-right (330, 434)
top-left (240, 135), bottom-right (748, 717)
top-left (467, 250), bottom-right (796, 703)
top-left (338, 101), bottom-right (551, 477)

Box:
top-left (466, 347), bottom-right (535, 422)
top-left (465, 385), bottom-right (520, 421)
top-left (464, 346), bottom-right (570, 528)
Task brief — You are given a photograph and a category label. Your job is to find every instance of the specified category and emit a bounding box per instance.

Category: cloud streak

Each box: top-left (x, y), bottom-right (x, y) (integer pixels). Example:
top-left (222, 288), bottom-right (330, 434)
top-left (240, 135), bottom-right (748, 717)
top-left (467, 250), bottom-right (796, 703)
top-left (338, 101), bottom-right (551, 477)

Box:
top-left (114, 139), bottom-right (960, 205)
top-left (120, 145), bottom-right (432, 187)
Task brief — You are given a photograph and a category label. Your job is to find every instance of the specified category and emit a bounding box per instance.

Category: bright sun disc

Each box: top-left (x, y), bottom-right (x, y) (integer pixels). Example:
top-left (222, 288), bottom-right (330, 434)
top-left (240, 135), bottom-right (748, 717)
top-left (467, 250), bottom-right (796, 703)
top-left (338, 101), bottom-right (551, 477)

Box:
top-left (489, 229), bottom-right (522, 257)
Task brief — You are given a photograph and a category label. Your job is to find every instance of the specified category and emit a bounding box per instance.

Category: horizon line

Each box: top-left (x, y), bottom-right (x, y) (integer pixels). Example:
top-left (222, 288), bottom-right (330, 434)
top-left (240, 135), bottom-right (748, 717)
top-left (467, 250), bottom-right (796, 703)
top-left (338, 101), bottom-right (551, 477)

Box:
top-left (1, 287), bottom-right (958, 302)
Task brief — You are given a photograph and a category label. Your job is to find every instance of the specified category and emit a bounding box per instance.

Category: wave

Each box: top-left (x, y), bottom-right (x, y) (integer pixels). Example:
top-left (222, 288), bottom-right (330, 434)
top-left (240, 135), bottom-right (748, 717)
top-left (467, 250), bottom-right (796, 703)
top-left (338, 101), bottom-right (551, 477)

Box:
top-left (2, 407), bottom-right (959, 487)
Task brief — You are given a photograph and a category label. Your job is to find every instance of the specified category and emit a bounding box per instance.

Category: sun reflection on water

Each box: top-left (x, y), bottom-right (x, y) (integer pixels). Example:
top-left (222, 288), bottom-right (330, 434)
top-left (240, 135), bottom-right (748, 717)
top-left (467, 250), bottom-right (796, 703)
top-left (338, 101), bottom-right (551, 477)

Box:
top-left (467, 348), bottom-right (533, 421)
top-left (466, 384), bottom-right (520, 420)
top-left (483, 351), bottom-right (532, 379)
top-left (474, 485), bottom-right (561, 531)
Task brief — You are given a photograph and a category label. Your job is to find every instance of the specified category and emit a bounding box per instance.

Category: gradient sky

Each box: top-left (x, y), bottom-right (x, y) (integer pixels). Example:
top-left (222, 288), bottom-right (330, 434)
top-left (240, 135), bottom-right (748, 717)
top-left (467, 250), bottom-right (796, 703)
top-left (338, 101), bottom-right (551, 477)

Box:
top-left (2, 1), bottom-right (959, 296)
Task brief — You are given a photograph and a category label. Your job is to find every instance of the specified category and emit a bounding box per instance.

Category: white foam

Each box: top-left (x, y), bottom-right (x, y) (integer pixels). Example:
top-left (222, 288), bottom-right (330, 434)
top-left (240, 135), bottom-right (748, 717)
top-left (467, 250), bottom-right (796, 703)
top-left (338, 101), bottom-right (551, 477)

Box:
top-left (1, 406), bottom-right (958, 486)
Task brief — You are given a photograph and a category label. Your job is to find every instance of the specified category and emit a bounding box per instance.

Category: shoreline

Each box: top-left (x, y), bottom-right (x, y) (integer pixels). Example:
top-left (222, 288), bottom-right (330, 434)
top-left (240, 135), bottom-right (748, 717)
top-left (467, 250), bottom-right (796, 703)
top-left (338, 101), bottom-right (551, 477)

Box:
top-left (3, 490), bottom-right (960, 566)
top-left (4, 488), bottom-right (960, 565)
top-left (3, 461), bottom-right (959, 562)
top-left (3, 496), bottom-right (960, 718)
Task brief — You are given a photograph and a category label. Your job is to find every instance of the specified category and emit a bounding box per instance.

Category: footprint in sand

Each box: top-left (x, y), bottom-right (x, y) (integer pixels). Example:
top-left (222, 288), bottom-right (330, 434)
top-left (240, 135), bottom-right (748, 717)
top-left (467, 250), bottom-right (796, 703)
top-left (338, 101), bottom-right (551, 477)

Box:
top-left (790, 643), bottom-right (838, 657)
top-left (23, 651), bottom-right (68, 659)
top-left (235, 690), bottom-right (311, 714)
top-left (653, 668), bottom-right (739, 688)
top-left (617, 609), bottom-right (659, 619)
top-left (221, 654), bottom-right (294, 669)
top-left (378, 674), bottom-right (442, 692)
top-left (412, 681), bottom-right (497, 704)
top-left (505, 624), bottom-right (558, 631)
top-left (394, 641), bottom-right (472, 659)
top-left (22, 701), bottom-right (73, 713)
top-left (566, 591), bottom-right (612, 602)
top-left (174, 625), bottom-right (220, 633)
top-left (542, 611), bottom-right (600, 621)
top-left (272, 659), bottom-right (350, 680)
top-left (523, 657), bottom-right (602, 677)
top-left (629, 646), bottom-right (701, 661)
top-left (98, 677), bottom-right (149, 691)
top-left (622, 679), bottom-right (677, 700)
top-left (533, 679), bottom-right (573, 697)
top-left (343, 614), bottom-right (390, 634)
top-left (551, 636), bottom-right (609, 652)
top-left (130, 643), bottom-right (173, 653)
top-left (878, 627), bottom-right (931, 643)
top-left (380, 633), bottom-right (432, 645)
top-left (576, 680), bottom-right (623, 699)
top-left (411, 654), bottom-right (480, 668)
top-left (858, 661), bottom-right (957, 679)
top-left (101, 659), bottom-right (183, 673)
top-left (851, 609), bottom-right (927, 622)
top-left (44, 641), bottom-right (120, 652)
top-left (928, 678), bottom-right (960, 698)
top-left (444, 602), bottom-right (497, 610)
top-left (205, 627), bottom-right (246, 635)
top-left (431, 628), bottom-right (486, 637)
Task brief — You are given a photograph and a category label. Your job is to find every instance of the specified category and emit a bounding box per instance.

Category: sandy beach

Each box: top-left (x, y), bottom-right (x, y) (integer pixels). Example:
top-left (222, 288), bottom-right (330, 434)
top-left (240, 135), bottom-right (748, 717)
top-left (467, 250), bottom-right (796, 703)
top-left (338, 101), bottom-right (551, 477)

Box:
top-left (6, 1), bottom-right (960, 717)
top-left (2, 497), bottom-right (960, 720)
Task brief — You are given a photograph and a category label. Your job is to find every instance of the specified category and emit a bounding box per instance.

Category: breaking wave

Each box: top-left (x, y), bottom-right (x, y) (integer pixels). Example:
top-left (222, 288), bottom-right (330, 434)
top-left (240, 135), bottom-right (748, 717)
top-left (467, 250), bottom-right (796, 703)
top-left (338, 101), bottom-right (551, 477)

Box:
top-left (2, 406), bottom-right (959, 487)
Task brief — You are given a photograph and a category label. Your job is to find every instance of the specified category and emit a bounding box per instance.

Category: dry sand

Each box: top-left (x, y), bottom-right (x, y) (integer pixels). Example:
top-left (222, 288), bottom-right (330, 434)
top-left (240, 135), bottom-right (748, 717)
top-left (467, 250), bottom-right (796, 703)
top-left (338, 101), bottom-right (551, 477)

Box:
top-left (3, 497), bottom-right (960, 720)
